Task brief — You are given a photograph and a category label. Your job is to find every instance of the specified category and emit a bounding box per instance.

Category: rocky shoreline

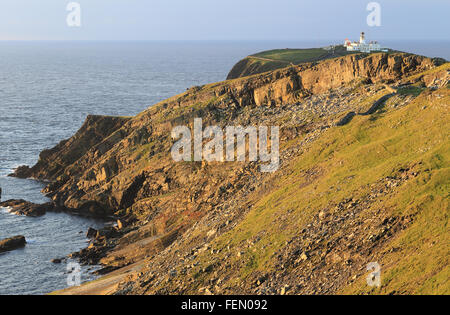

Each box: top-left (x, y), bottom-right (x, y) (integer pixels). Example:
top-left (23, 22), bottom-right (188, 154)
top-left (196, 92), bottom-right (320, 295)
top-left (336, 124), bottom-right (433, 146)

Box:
top-left (0, 196), bottom-right (127, 269)
top-left (0, 186), bottom-right (125, 271)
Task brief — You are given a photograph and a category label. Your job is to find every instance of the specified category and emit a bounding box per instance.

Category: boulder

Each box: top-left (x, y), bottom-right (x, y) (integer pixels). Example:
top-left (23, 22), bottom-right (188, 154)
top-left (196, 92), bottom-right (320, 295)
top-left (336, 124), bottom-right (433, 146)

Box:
top-left (0, 236), bottom-right (26, 253)
top-left (9, 165), bottom-right (32, 179)
top-left (86, 227), bottom-right (98, 239)
top-left (0, 199), bottom-right (56, 217)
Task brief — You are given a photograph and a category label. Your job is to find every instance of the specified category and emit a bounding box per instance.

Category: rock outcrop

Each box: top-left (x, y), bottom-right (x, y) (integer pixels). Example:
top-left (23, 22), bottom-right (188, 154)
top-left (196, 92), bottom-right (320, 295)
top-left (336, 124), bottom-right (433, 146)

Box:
top-left (0, 199), bottom-right (58, 217)
top-left (10, 115), bottom-right (130, 180)
top-left (224, 53), bottom-right (437, 109)
top-left (0, 236), bottom-right (26, 253)
top-left (422, 68), bottom-right (450, 89)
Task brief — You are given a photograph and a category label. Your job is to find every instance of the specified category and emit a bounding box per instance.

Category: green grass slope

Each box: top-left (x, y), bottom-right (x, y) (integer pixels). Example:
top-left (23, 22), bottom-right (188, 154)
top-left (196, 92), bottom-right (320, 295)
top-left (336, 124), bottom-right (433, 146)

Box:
top-left (192, 85), bottom-right (449, 295)
top-left (227, 46), bottom-right (357, 79)
top-left (252, 48), bottom-right (331, 63)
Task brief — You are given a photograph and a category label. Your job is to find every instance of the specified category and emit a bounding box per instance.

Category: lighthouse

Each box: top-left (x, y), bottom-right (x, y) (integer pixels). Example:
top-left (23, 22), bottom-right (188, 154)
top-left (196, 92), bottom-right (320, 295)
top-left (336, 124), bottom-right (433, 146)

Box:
top-left (344, 32), bottom-right (384, 52)
top-left (360, 32), bottom-right (366, 44)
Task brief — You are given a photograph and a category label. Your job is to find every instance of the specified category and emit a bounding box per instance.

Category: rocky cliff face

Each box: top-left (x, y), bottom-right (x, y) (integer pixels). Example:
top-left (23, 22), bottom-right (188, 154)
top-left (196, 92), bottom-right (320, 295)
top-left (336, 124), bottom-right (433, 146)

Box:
top-left (13, 53), bottom-right (435, 217)
top-left (226, 53), bottom-right (437, 107)
top-left (11, 115), bottom-right (130, 181)
top-left (15, 52), bottom-right (450, 295)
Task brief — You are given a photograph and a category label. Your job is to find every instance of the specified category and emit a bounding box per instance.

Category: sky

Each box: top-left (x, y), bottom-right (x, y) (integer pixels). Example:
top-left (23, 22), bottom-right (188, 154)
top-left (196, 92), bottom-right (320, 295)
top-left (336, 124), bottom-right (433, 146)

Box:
top-left (0, 0), bottom-right (448, 41)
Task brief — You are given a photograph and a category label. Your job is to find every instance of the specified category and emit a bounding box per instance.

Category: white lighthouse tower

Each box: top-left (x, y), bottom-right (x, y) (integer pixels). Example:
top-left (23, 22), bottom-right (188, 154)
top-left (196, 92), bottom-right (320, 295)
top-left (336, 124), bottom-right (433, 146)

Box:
top-left (360, 32), bottom-right (366, 44)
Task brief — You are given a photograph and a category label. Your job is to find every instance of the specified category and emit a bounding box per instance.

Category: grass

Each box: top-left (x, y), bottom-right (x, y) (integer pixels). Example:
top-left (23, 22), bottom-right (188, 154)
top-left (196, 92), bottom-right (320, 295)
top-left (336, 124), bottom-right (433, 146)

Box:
top-left (404, 63), bottom-right (450, 82)
top-left (251, 48), bottom-right (330, 64)
top-left (251, 46), bottom-right (357, 64)
top-left (192, 86), bottom-right (449, 294)
top-left (228, 46), bottom-right (360, 79)
top-left (397, 86), bottom-right (425, 97)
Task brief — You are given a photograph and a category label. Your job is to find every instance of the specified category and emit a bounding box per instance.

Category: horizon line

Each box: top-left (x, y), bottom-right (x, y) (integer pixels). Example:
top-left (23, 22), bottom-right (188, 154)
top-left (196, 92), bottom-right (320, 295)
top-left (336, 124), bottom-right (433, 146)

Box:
top-left (0, 38), bottom-right (449, 42)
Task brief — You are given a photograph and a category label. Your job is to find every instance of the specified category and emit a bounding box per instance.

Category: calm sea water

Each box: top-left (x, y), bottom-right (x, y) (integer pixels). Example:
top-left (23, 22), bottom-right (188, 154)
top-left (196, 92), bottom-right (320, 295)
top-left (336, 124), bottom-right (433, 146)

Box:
top-left (0, 40), bottom-right (448, 295)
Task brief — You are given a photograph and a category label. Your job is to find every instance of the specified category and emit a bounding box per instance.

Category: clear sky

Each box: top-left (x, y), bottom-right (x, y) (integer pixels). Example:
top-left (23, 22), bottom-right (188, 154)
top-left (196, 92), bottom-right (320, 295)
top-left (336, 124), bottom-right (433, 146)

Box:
top-left (0, 0), bottom-right (448, 41)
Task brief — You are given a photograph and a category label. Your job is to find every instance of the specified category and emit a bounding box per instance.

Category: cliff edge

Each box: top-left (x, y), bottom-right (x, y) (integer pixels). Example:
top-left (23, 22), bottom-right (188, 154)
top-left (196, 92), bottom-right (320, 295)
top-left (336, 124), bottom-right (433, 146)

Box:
top-left (227, 46), bottom-right (361, 79)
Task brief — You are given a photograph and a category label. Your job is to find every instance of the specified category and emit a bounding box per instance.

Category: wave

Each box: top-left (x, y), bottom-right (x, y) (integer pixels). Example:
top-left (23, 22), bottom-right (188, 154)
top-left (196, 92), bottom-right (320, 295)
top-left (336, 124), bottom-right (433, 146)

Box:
top-left (0, 206), bottom-right (13, 213)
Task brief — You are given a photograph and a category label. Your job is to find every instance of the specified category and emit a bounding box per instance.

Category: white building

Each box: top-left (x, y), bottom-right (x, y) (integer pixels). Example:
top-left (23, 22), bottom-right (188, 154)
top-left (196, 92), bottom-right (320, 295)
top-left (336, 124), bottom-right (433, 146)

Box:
top-left (344, 32), bottom-right (383, 53)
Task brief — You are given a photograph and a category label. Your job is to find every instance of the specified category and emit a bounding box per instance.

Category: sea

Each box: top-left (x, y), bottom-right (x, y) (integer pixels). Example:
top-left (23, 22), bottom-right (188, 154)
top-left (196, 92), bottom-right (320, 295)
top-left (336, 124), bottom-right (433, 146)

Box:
top-left (0, 40), bottom-right (448, 295)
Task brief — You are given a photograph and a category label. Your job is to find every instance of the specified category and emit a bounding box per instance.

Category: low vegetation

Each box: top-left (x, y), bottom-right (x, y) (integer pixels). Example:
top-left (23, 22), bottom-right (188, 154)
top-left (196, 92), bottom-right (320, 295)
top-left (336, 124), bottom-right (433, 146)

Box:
top-left (19, 52), bottom-right (447, 295)
top-left (227, 46), bottom-right (359, 79)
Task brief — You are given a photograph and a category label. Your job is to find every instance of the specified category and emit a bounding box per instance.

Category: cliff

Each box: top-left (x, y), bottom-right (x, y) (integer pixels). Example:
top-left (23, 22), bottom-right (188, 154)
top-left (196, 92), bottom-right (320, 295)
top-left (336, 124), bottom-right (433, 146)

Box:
top-left (16, 52), bottom-right (449, 295)
top-left (13, 53), bottom-right (436, 215)
top-left (11, 115), bottom-right (130, 181)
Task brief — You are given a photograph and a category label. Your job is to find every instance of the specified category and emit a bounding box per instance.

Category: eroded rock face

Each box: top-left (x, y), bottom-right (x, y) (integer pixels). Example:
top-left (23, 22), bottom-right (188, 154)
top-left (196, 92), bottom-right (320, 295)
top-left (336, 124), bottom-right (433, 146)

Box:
top-left (0, 236), bottom-right (26, 253)
top-left (226, 53), bottom-right (436, 107)
top-left (9, 115), bottom-right (130, 180)
top-left (422, 69), bottom-right (450, 88)
top-left (13, 53), bottom-right (439, 220)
